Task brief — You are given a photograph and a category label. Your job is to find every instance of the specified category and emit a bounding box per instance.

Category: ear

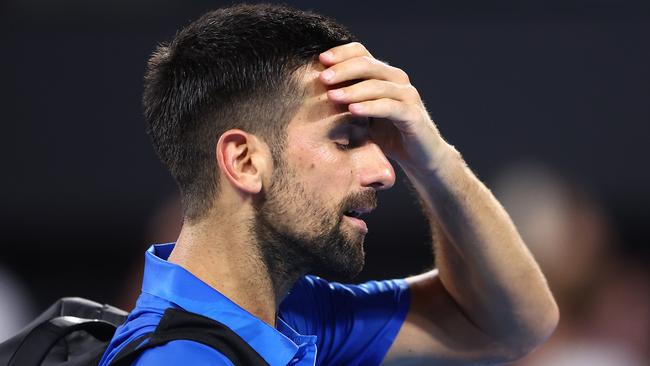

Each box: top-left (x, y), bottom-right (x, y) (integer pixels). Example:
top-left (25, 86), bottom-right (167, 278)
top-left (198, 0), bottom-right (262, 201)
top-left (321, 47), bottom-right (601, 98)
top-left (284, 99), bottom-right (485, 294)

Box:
top-left (216, 129), bottom-right (269, 195)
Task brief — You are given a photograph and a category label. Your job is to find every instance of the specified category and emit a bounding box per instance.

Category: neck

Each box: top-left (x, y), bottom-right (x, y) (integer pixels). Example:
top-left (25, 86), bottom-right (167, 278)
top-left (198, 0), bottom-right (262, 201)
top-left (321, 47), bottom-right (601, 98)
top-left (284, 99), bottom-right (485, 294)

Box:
top-left (167, 210), bottom-right (304, 326)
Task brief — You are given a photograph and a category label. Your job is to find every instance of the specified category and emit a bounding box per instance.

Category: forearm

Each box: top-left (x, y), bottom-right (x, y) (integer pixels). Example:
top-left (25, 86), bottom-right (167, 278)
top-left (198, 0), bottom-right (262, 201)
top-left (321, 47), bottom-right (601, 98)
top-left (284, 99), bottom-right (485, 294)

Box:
top-left (315, 40), bottom-right (557, 360)
top-left (403, 139), bottom-right (558, 353)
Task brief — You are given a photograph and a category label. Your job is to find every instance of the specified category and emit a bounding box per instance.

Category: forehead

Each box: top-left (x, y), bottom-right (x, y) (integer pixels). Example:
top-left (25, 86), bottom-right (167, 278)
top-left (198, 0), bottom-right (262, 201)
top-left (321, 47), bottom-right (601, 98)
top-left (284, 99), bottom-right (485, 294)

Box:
top-left (288, 63), bottom-right (361, 129)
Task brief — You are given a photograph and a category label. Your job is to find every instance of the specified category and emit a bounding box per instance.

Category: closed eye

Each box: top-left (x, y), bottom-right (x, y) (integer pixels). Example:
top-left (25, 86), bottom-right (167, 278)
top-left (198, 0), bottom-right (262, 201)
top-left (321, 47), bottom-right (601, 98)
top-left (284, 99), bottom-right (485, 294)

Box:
top-left (335, 141), bottom-right (351, 150)
top-left (330, 119), bottom-right (370, 151)
top-left (335, 133), bottom-right (368, 150)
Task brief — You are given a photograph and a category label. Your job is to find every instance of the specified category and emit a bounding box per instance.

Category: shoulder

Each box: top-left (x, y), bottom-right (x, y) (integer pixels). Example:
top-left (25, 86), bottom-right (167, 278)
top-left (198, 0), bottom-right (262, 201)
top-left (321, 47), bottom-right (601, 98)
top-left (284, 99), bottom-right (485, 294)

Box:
top-left (280, 274), bottom-right (410, 334)
top-left (284, 275), bottom-right (410, 305)
top-left (281, 275), bottom-right (411, 365)
top-left (133, 340), bottom-right (234, 366)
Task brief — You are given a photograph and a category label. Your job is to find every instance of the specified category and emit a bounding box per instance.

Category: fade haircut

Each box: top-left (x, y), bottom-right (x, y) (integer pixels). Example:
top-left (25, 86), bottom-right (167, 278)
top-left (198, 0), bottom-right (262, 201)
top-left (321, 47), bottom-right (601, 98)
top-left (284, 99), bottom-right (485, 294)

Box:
top-left (143, 4), bottom-right (355, 221)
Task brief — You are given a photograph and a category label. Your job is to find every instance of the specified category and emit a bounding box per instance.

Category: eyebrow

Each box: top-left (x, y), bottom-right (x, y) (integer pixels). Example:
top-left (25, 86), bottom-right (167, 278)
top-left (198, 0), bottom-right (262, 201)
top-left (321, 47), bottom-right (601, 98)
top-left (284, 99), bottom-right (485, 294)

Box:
top-left (333, 116), bottom-right (370, 129)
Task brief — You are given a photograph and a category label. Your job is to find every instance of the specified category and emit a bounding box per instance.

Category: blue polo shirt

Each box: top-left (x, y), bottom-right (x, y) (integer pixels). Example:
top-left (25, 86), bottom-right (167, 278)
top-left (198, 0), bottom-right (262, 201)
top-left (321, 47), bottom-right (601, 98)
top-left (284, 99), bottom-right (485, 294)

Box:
top-left (99, 243), bottom-right (410, 366)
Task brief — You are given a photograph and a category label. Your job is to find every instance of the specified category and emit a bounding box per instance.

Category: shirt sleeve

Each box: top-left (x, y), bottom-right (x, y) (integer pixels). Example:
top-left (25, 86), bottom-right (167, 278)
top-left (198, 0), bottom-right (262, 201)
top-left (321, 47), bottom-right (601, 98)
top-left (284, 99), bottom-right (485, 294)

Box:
top-left (279, 275), bottom-right (411, 366)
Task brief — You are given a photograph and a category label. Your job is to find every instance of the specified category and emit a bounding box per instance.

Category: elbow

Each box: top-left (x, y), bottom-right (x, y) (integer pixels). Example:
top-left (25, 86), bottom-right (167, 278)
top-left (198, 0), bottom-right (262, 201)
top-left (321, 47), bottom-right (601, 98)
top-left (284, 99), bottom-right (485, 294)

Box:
top-left (528, 293), bottom-right (560, 349)
top-left (535, 297), bottom-right (560, 346)
top-left (497, 298), bottom-right (560, 362)
top-left (540, 297), bottom-right (561, 341)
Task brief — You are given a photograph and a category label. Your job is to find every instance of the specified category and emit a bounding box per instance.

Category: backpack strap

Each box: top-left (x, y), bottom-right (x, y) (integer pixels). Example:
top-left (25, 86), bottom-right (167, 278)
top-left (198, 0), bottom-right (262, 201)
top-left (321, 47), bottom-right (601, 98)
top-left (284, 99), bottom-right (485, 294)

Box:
top-left (110, 308), bottom-right (268, 366)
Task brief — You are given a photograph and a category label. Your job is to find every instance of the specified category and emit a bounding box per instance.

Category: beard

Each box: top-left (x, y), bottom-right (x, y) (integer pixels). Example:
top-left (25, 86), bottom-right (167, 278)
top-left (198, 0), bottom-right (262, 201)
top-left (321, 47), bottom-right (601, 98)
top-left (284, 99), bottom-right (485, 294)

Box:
top-left (252, 159), bottom-right (377, 284)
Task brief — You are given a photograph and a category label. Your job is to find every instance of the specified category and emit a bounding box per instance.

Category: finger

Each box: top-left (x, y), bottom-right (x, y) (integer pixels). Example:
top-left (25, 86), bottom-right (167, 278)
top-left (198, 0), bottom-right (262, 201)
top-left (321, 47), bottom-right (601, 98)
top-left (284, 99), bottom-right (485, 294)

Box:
top-left (320, 56), bottom-right (409, 85)
top-left (319, 42), bottom-right (372, 65)
top-left (327, 79), bottom-right (420, 104)
top-left (348, 98), bottom-right (416, 124)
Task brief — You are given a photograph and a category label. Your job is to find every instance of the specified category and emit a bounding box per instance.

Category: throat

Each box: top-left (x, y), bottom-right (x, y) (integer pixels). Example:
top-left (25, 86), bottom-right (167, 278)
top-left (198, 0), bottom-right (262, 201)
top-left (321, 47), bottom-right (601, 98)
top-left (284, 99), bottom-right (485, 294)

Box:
top-left (252, 224), bottom-right (311, 304)
top-left (169, 226), bottom-right (289, 327)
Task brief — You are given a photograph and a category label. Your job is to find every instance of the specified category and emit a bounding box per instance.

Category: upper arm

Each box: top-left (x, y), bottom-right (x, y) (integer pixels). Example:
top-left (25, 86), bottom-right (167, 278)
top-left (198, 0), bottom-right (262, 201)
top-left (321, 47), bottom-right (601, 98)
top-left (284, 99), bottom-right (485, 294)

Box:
top-left (383, 270), bottom-right (512, 366)
top-left (133, 340), bottom-right (234, 366)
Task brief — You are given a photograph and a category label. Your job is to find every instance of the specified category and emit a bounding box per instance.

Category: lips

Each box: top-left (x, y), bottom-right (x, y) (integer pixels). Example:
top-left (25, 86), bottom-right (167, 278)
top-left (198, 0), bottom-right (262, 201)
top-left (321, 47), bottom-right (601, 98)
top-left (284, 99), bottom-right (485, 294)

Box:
top-left (342, 206), bottom-right (373, 233)
top-left (341, 190), bottom-right (377, 233)
top-left (343, 207), bottom-right (373, 219)
top-left (343, 214), bottom-right (369, 233)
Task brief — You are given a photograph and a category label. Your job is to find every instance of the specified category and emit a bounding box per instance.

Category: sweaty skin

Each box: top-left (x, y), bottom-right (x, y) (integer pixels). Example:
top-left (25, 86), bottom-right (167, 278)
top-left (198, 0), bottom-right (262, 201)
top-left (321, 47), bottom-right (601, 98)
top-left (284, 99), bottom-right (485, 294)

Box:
top-left (318, 43), bottom-right (559, 364)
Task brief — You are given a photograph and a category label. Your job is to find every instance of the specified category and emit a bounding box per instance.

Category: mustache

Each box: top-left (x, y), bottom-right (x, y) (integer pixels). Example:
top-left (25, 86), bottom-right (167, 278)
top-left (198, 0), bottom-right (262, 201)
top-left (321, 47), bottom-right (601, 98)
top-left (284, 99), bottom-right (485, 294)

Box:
top-left (341, 189), bottom-right (378, 213)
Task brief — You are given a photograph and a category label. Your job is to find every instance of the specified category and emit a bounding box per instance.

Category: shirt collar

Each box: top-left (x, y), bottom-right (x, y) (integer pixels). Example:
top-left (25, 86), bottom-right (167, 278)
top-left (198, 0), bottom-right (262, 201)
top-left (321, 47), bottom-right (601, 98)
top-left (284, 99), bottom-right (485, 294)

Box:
top-left (141, 243), bottom-right (304, 365)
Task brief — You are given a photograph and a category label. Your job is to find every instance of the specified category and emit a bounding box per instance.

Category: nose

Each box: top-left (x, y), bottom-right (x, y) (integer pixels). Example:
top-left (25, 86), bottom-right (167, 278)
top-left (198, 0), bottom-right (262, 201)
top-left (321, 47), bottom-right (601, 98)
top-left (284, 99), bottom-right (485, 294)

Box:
top-left (358, 143), bottom-right (396, 191)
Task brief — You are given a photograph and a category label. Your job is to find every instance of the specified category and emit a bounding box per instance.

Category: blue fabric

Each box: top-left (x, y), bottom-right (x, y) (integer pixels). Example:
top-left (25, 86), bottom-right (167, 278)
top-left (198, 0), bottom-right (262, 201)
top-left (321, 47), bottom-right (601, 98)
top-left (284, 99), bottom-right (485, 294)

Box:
top-left (99, 243), bottom-right (410, 366)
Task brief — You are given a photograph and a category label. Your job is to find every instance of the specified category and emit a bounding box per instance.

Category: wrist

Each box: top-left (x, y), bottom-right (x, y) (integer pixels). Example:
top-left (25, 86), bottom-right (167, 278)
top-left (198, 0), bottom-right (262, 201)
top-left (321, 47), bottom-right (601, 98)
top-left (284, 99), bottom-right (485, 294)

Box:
top-left (400, 138), bottom-right (462, 178)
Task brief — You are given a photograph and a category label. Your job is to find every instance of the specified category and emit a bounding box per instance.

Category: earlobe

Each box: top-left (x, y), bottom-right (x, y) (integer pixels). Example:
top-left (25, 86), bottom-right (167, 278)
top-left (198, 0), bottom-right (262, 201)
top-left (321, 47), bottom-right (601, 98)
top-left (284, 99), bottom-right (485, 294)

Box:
top-left (216, 130), bottom-right (264, 195)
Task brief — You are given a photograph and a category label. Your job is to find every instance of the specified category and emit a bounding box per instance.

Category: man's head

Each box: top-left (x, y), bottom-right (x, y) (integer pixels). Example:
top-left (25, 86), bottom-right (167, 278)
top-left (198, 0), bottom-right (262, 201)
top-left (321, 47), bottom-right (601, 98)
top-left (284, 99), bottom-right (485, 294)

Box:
top-left (144, 4), bottom-right (355, 220)
top-left (145, 4), bottom-right (396, 280)
top-left (250, 64), bottom-right (397, 280)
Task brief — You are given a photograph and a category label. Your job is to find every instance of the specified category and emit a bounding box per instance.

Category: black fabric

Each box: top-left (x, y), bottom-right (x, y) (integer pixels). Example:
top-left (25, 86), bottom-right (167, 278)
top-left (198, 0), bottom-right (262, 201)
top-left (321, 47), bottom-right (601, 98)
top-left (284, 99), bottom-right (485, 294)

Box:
top-left (0, 298), bottom-right (267, 366)
top-left (0, 297), bottom-right (128, 366)
top-left (7, 317), bottom-right (116, 366)
top-left (110, 308), bottom-right (268, 366)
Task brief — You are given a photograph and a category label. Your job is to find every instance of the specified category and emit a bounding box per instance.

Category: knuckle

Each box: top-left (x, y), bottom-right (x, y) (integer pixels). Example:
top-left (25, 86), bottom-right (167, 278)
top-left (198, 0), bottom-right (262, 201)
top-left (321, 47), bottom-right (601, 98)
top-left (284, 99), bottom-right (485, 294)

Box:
top-left (372, 79), bottom-right (387, 93)
top-left (350, 42), bottom-right (369, 54)
top-left (384, 82), bottom-right (394, 96)
top-left (392, 99), bottom-right (408, 116)
top-left (404, 84), bottom-right (420, 99)
top-left (391, 67), bottom-right (410, 83)
top-left (361, 55), bottom-right (377, 66)
top-left (400, 101), bottom-right (410, 114)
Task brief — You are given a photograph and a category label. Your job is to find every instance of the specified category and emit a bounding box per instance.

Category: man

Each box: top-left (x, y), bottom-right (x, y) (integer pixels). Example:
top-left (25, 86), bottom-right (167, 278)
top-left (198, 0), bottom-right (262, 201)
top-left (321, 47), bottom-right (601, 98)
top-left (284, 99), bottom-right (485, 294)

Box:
top-left (100, 4), bottom-right (558, 365)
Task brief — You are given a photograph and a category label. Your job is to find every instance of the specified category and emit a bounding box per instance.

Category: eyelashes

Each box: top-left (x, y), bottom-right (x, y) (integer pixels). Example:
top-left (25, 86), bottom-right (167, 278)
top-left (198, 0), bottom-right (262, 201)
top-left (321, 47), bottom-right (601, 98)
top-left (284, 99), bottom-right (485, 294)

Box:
top-left (335, 136), bottom-right (366, 150)
top-left (330, 121), bottom-right (370, 151)
top-left (335, 141), bottom-right (351, 150)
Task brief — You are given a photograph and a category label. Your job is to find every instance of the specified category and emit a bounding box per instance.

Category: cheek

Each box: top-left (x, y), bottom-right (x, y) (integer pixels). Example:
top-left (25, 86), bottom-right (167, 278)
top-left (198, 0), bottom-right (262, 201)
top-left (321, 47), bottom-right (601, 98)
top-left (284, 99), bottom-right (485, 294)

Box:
top-left (290, 137), bottom-right (335, 171)
top-left (290, 141), bottom-right (354, 197)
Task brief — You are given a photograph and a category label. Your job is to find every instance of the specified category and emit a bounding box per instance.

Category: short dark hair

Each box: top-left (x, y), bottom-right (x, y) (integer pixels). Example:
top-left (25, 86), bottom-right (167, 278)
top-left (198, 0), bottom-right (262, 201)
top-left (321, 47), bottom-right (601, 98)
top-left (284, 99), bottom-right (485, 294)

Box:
top-left (143, 4), bottom-right (355, 221)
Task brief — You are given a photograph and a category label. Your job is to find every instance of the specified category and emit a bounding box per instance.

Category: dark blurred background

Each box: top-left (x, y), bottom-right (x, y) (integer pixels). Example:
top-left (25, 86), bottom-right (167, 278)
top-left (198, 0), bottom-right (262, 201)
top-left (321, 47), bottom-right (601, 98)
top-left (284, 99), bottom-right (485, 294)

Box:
top-left (1, 0), bottom-right (649, 364)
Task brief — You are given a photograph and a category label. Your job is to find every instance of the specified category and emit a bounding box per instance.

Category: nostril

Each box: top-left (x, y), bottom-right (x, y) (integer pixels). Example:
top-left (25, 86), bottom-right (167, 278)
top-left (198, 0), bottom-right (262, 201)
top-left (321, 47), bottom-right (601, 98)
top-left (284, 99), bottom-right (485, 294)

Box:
top-left (359, 145), bottom-right (396, 190)
top-left (364, 165), bottom-right (395, 191)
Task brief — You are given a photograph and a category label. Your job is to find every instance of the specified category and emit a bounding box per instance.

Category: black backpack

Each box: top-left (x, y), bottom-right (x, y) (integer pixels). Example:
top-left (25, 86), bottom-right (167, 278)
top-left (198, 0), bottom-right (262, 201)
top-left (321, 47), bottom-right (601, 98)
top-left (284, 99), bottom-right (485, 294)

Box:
top-left (0, 297), bottom-right (268, 366)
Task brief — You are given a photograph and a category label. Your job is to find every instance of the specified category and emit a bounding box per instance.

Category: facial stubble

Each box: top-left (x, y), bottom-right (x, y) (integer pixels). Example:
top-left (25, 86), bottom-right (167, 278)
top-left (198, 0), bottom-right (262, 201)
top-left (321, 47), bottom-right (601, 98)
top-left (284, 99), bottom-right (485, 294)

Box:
top-left (252, 159), bottom-right (377, 288)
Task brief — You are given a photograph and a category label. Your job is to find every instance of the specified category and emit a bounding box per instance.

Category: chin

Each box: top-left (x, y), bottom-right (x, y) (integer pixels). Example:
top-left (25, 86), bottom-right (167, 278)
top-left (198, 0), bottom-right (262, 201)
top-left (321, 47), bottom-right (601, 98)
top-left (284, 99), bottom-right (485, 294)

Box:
top-left (312, 236), bottom-right (365, 281)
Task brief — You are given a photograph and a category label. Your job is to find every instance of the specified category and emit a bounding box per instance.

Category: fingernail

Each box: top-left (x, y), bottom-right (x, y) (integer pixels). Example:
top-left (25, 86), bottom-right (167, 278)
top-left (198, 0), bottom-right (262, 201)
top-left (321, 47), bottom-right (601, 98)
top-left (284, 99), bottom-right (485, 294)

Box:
top-left (329, 89), bottom-right (344, 98)
top-left (349, 103), bottom-right (363, 113)
top-left (321, 70), bottom-right (335, 81)
top-left (321, 51), bottom-right (334, 60)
